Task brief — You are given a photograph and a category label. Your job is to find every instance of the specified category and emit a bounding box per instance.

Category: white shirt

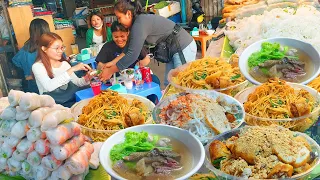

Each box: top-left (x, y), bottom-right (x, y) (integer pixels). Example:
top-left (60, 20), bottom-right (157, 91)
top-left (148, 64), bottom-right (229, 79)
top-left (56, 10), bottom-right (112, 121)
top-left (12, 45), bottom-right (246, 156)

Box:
top-left (92, 32), bottom-right (103, 45)
top-left (32, 61), bottom-right (89, 94)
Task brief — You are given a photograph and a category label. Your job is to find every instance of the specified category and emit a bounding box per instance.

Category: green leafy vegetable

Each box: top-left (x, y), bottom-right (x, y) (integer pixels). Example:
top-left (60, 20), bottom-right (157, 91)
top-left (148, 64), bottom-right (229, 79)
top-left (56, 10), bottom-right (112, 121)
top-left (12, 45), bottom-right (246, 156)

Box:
top-left (194, 71), bottom-right (200, 80)
top-left (154, 1), bottom-right (169, 9)
top-left (110, 131), bottom-right (171, 162)
top-left (96, 70), bottom-right (102, 75)
top-left (126, 69), bottom-right (134, 75)
top-left (248, 42), bottom-right (299, 69)
top-left (201, 72), bottom-right (208, 79)
top-left (211, 157), bottom-right (226, 169)
top-left (269, 99), bottom-right (284, 108)
top-left (230, 74), bottom-right (241, 81)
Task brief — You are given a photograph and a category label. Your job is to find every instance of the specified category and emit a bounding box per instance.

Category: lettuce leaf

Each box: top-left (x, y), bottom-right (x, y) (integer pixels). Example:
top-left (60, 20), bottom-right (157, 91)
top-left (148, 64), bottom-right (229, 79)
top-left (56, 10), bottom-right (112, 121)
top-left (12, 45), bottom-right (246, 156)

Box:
top-left (110, 131), bottom-right (170, 162)
top-left (248, 42), bottom-right (298, 69)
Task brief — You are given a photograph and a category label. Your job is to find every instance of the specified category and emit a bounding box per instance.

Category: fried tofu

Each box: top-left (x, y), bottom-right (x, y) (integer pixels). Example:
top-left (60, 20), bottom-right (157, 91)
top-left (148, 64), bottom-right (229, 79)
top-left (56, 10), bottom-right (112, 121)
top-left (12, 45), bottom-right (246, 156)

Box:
top-left (267, 163), bottom-right (293, 179)
top-left (273, 145), bottom-right (310, 168)
top-left (209, 140), bottom-right (231, 162)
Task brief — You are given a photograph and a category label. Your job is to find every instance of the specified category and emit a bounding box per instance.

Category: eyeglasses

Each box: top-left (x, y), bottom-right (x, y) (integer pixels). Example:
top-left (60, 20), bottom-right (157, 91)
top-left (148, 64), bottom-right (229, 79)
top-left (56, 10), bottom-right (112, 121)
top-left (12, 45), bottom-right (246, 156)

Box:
top-left (49, 46), bottom-right (66, 52)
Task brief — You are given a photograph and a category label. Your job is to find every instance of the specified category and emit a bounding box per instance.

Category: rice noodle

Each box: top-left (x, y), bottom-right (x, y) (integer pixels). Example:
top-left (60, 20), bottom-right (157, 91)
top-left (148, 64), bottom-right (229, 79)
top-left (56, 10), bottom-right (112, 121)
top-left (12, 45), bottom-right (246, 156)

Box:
top-left (225, 5), bottom-right (320, 55)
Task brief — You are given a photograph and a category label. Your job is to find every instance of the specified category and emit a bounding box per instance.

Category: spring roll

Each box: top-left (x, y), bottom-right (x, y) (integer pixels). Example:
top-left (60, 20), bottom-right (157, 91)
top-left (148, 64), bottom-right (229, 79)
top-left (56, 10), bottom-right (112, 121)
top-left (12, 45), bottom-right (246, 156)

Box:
top-left (8, 158), bottom-right (22, 172)
top-left (11, 120), bottom-right (29, 138)
top-left (89, 142), bottom-right (103, 169)
top-left (0, 107), bottom-right (16, 121)
top-left (28, 105), bottom-right (65, 128)
top-left (0, 134), bottom-right (6, 144)
top-left (41, 154), bottom-right (63, 171)
top-left (17, 138), bottom-right (34, 154)
top-left (48, 170), bottom-right (60, 180)
top-left (1, 142), bottom-right (15, 159)
top-left (12, 150), bottom-right (27, 162)
top-left (26, 128), bottom-right (46, 142)
top-left (0, 157), bottom-right (7, 171)
top-left (4, 136), bottom-right (21, 148)
top-left (35, 139), bottom-right (50, 156)
top-left (46, 122), bottom-right (80, 145)
top-left (56, 164), bottom-right (73, 180)
top-left (40, 95), bottom-right (55, 107)
top-left (65, 142), bottom-right (94, 175)
top-left (21, 161), bottom-right (32, 175)
top-left (0, 120), bottom-right (17, 136)
top-left (21, 170), bottom-right (34, 180)
top-left (52, 134), bottom-right (86, 161)
top-left (33, 165), bottom-right (51, 180)
top-left (27, 151), bottom-right (42, 166)
top-left (70, 167), bottom-right (89, 180)
top-left (8, 90), bottom-right (24, 107)
top-left (15, 106), bottom-right (31, 121)
top-left (41, 109), bottom-right (73, 131)
top-left (19, 92), bottom-right (41, 111)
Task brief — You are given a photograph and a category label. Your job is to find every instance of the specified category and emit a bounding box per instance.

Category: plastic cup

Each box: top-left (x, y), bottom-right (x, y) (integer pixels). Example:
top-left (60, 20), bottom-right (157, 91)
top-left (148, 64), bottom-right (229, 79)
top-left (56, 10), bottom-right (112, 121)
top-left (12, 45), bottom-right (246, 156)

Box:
top-left (124, 80), bottom-right (133, 89)
top-left (71, 44), bottom-right (79, 54)
top-left (90, 81), bottom-right (102, 95)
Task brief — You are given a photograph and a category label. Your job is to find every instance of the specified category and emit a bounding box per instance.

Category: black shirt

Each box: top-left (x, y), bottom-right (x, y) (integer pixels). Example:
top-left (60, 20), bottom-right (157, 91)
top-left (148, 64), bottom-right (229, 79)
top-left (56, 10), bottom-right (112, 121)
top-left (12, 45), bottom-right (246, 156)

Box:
top-left (95, 41), bottom-right (148, 69)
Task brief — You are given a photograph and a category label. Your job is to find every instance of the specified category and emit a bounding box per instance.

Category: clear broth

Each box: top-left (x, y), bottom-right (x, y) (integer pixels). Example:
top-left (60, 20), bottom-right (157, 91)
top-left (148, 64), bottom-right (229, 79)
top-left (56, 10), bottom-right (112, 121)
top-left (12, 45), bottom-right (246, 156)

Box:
top-left (250, 48), bottom-right (314, 83)
top-left (114, 135), bottom-right (194, 179)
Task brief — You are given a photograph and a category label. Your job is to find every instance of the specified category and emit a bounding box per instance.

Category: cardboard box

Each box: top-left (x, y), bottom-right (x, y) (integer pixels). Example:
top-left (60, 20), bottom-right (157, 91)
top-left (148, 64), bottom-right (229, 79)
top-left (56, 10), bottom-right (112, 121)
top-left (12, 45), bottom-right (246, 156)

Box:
top-left (151, 1), bottom-right (181, 18)
top-left (74, 7), bottom-right (88, 27)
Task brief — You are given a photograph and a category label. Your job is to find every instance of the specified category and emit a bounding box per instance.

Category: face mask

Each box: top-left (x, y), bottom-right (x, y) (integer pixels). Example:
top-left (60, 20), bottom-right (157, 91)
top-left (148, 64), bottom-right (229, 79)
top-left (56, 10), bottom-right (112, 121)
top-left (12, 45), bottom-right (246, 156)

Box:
top-left (93, 24), bottom-right (103, 30)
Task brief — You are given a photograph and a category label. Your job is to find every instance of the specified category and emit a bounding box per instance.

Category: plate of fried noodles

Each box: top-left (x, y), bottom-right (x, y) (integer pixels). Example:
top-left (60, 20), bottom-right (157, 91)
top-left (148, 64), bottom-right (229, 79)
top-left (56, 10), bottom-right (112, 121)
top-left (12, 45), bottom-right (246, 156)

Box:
top-left (71, 90), bottom-right (155, 142)
top-left (235, 78), bottom-right (320, 132)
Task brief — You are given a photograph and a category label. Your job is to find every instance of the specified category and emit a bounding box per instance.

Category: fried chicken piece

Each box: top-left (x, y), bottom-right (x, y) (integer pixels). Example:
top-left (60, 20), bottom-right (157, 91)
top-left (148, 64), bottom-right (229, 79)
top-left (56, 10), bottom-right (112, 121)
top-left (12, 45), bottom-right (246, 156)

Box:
top-left (267, 163), bottom-right (293, 179)
top-left (124, 108), bottom-right (145, 127)
top-left (209, 140), bottom-right (231, 162)
top-left (205, 72), bottom-right (222, 89)
top-left (290, 98), bottom-right (310, 117)
top-left (219, 76), bottom-right (232, 88)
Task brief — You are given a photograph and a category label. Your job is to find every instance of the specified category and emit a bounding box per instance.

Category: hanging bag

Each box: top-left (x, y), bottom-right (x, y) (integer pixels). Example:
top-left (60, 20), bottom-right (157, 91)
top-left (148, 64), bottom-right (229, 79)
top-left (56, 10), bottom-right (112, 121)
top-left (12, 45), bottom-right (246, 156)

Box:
top-left (154, 24), bottom-right (186, 64)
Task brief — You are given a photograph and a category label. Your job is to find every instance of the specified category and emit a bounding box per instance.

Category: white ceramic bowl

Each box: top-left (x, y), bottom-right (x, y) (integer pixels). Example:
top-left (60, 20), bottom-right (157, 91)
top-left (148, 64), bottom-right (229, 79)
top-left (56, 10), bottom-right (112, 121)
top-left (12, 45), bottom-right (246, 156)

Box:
top-left (239, 37), bottom-right (320, 85)
top-left (99, 124), bottom-right (205, 180)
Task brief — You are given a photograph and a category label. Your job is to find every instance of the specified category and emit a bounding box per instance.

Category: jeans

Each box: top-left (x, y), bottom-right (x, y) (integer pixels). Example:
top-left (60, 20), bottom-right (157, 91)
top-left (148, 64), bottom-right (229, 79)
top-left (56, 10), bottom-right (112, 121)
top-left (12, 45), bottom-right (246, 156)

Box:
top-left (164, 40), bottom-right (197, 86)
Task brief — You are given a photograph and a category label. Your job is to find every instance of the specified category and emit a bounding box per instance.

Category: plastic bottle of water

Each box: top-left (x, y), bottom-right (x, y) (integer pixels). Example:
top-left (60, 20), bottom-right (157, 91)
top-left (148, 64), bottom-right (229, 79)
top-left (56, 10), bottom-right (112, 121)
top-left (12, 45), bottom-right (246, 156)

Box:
top-left (134, 65), bottom-right (143, 90)
top-left (207, 21), bottom-right (212, 30)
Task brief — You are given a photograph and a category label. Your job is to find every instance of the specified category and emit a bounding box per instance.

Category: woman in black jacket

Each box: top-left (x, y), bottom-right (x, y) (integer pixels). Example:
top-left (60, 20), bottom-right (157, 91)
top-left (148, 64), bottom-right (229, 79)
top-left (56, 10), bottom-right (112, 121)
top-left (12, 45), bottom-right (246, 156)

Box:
top-left (100, 0), bottom-right (197, 86)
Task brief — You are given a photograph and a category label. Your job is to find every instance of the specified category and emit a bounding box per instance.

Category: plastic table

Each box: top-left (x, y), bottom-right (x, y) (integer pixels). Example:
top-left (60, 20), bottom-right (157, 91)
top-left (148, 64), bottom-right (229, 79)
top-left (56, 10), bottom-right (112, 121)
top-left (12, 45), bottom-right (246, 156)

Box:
top-left (71, 57), bottom-right (97, 69)
top-left (75, 82), bottom-right (162, 103)
top-left (193, 34), bottom-right (217, 57)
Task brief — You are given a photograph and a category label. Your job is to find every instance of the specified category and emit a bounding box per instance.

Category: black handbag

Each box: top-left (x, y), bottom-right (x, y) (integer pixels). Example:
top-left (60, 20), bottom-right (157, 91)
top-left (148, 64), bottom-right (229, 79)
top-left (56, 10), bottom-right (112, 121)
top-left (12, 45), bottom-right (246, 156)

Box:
top-left (43, 82), bottom-right (89, 108)
top-left (154, 24), bottom-right (186, 64)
